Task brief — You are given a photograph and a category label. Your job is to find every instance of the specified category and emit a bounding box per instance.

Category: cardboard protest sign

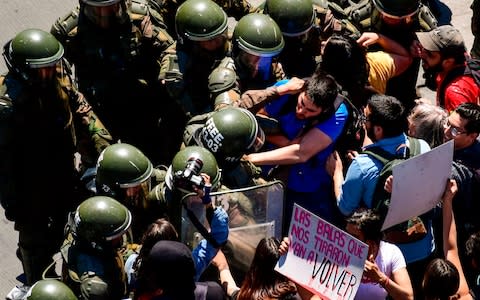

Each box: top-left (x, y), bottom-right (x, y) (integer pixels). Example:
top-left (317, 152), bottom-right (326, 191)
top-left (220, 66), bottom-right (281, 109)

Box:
top-left (382, 140), bottom-right (453, 230)
top-left (275, 204), bottom-right (368, 300)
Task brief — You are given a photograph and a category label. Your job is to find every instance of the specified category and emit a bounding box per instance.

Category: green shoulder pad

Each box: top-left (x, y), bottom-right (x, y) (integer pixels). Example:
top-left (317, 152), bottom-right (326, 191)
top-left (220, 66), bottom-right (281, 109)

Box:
top-left (51, 6), bottom-right (80, 39)
top-left (327, 1), bottom-right (349, 19)
top-left (216, 56), bottom-right (236, 70)
top-left (417, 4), bottom-right (438, 32)
top-left (131, 0), bottom-right (149, 16)
top-left (312, 0), bottom-right (329, 17)
top-left (346, 0), bottom-right (372, 25)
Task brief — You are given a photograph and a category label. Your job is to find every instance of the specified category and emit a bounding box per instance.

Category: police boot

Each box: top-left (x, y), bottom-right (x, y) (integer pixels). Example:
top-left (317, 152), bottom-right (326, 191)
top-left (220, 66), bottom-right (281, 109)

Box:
top-left (19, 247), bottom-right (56, 285)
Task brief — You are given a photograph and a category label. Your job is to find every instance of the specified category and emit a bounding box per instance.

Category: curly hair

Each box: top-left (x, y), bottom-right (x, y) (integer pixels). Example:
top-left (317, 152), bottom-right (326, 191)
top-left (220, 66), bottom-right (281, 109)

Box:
top-left (408, 102), bottom-right (447, 148)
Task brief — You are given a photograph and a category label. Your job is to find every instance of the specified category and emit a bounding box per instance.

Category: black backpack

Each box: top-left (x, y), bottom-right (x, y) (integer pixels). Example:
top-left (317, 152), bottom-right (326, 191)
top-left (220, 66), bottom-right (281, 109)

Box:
top-left (362, 137), bottom-right (428, 244)
top-left (334, 92), bottom-right (365, 157)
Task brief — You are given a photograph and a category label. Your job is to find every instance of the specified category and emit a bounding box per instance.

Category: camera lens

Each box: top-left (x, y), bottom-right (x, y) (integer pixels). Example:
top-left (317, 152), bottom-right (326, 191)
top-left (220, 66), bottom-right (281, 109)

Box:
top-left (185, 157), bottom-right (204, 175)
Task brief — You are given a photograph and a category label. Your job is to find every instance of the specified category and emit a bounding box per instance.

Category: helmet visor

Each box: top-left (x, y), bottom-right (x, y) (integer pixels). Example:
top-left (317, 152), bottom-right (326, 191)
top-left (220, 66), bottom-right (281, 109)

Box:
top-left (239, 51), bottom-right (273, 80)
top-left (248, 125), bottom-right (265, 153)
top-left (83, 2), bottom-right (127, 28)
top-left (118, 179), bottom-right (151, 209)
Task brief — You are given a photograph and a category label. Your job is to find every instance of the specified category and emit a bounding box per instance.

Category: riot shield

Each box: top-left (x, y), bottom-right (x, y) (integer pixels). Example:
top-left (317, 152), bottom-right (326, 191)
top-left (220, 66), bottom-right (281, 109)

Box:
top-left (181, 180), bottom-right (285, 280)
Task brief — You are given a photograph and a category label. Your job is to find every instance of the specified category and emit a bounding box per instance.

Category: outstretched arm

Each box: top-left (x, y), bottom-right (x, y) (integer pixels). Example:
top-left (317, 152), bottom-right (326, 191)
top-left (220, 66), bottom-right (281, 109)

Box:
top-left (211, 250), bottom-right (240, 297)
top-left (246, 127), bottom-right (333, 165)
top-left (238, 77), bottom-right (305, 114)
top-left (442, 179), bottom-right (472, 300)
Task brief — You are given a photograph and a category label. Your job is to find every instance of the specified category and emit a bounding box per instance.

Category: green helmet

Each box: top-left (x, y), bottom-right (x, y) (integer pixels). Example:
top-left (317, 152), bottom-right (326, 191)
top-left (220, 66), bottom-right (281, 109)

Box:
top-left (200, 107), bottom-right (265, 163)
top-left (96, 143), bottom-right (153, 192)
top-left (264, 0), bottom-right (315, 37)
top-left (372, 0), bottom-right (420, 18)
top-left (175, 0), bottom-right (228, 42)
top-left (26, 280), bottom-right (78, 300)
top-left (3, 29), bottom-right (63, 80)
top-left (74, 196), bottom-right (132, 246)
top-left (81, 0), bottom-right (122, 5)
top-left (80, 0), bottom-right (129, 28)
top-left (166, 146), bottom-right (221, 193)
top-left (233, 13), bottom-right (285, 57)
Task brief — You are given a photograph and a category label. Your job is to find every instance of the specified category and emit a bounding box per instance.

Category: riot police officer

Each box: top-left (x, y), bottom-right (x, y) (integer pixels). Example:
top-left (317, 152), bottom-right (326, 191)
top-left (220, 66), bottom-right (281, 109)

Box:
top-left (61, 196), bottom-right (132, 299)
top-left (0, 29), bottom-right (111, 294)
top-left (184, 107), bottom-right (266, 188)
top-left (51, 0), bottom-right (176, 166)
top-left (159, 0), bottom-right (230, 116)
top-left (211, 13), bottom-right (286, 105)
top-left (149, 146), bottom-right (222, 232)
top-left (94, 143), bottom-right (168, 242)
top-left (264, 0), bottom-right (321, 77)
top-left (23, 280), bottom-right (78, 300)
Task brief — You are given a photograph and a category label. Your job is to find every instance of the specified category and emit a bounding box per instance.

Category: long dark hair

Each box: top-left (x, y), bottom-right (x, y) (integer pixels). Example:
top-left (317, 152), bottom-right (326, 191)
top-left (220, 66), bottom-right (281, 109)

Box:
top-left (320, 34), bottom-right (370, 108)
top-left (133, 219), bottom-right (180, 299)
top-left (236, 237), bottom-right (297, 300)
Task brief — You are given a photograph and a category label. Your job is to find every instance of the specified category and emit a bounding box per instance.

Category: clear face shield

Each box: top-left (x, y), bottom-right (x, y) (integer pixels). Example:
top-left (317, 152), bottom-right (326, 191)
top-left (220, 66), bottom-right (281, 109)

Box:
top-left (5, 42), bottom-right (63, 85)
top-left (117, 178), bottom-right (151, 209)
top-left (30, 61), bottom-right (63, 86)
top-left (83, 0), bottom-right (128, 29)
top-left (192, 29), bottom-right (229, 60)
top-left (248, 124), bottom-right (265, 154)
top-left (238, 51), bottom-right (274, 81)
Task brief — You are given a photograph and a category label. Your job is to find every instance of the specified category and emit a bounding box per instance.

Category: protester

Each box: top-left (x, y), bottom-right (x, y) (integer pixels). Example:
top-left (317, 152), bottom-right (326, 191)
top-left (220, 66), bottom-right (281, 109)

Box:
top-left (125, 218), bottom-right (178, 294)
top-left (422, 179), bottom-right (472, 300)
top-left (326, 94), bottom-right (433, 299)
top-left (133, 240), bottom-right (226, 300)
top-left (414, 25), bottom-right (480, 112)
top-left (443, 103), bottom-right (480, 287)
top-left (465, 230), bottom-right (480, 297)
top-left (345, 209), bottom-right (413, 300)
top-left (246, 72), bottom-right (347, 229)
top-left (321, 32), bottom-right (412, 108)
top-left (213, 237), bottom-right (301, 300)
top-left (407, 102), bottom-right (448, 148)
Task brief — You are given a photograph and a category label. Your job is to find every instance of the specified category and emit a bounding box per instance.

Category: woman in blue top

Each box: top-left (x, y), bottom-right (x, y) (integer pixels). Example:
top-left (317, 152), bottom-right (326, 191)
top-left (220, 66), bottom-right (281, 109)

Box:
top-left (245, 72), bottom-right (348, 230)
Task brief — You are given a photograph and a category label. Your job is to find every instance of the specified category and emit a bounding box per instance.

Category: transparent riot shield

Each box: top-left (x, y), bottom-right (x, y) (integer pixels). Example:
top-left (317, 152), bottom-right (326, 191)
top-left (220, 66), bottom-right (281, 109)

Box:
top-left (181, 180), bottom-right (285, 280)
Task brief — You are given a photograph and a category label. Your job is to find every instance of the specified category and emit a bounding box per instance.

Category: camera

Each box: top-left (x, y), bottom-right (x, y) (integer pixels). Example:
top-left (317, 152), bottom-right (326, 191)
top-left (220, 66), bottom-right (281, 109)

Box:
top-left (173, 157), bottom-right (205, 192)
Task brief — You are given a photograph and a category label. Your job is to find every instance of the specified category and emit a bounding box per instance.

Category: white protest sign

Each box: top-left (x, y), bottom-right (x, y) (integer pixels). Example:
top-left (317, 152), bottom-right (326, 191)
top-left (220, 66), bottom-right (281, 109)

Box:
top-left (275, 204), bottom-right (368, 300)
top-left (382, 140), bottom-right (454, 231)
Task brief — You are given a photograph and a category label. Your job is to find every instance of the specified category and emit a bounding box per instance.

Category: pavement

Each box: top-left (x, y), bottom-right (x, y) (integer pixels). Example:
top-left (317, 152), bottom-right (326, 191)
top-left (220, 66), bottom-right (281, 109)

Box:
top-left (0, 0), bottom-right (474, 298)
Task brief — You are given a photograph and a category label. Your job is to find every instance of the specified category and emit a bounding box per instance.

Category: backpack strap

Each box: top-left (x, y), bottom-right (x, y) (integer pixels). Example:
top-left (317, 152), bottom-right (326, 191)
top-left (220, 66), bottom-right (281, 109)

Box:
top-left (407, 136), bottom-right (421, 157)
top-left (361, 146), bottom-right (396, 166)
top-left (363, 137), bottom-right (421, 164)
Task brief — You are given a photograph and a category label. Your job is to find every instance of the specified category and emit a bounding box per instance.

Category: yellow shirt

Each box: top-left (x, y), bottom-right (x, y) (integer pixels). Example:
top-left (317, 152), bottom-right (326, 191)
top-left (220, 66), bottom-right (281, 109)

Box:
top-left (367, 51), bottom-right (396, 94)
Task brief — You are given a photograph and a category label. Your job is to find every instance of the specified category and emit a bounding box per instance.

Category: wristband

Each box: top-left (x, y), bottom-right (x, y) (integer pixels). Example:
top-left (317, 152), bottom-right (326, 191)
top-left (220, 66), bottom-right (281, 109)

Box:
top-left (380, 276), bottom-right (390, 289)
top-left (201, 184), bottom-right (212, 204)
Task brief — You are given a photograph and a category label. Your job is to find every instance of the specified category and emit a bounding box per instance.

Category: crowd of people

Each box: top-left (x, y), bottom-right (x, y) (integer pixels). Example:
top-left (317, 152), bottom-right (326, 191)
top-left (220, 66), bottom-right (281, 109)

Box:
top-left (1, 0), bottom-right (480, 299)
